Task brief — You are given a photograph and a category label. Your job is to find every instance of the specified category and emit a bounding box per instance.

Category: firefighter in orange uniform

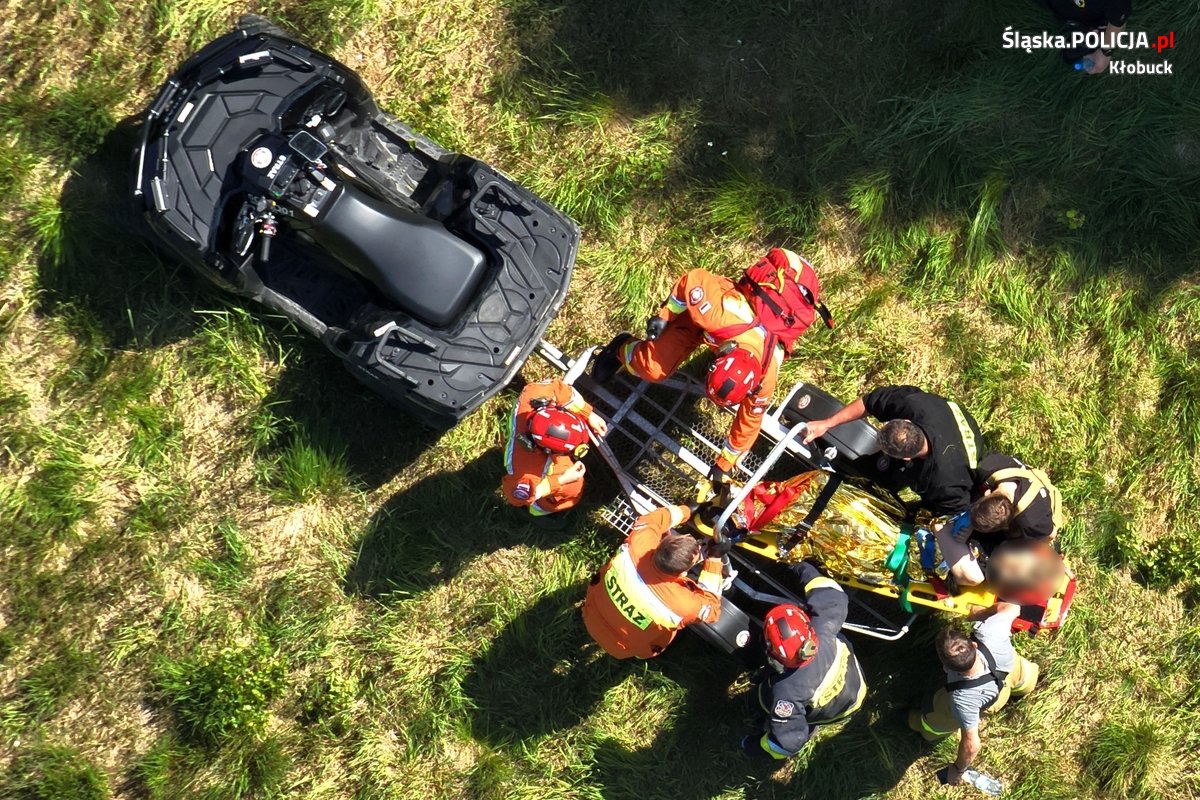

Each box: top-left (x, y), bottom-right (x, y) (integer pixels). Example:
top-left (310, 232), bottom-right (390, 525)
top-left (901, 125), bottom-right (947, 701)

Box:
top-left (582, 502), bottom-right (730, 659)
top-left (592, 267), bottom-right (784, 481)
top-left (502, 379), bottom-right (608, 516)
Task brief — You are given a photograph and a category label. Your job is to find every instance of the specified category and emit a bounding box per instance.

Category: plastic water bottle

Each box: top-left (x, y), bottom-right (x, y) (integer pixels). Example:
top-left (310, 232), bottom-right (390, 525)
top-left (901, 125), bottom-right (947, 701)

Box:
top-left (962, 769), bottom-right (1003, 797)
top-left (1075, 57), bottom-right (1095, 73)
top-left (937, 767), bottom-right (1003, 796)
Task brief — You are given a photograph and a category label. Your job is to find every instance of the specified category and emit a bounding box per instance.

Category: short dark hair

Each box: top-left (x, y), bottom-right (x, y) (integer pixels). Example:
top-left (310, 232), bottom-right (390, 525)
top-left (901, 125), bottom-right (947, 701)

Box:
top-left (972, 495), bottom-right (1014, 533)
top-left (936, 627), bottom-right (976, 672)
top-left (878, 420), bottom-right (925, 459)
top-left (654, 533), bottom-right (700, 573)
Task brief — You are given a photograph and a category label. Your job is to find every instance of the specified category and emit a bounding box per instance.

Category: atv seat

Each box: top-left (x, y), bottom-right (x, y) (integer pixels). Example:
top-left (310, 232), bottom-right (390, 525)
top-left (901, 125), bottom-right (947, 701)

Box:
top-left (780, 384), bottom-right (893, 484)
top-left (311, 183), bottom-right (487, 327)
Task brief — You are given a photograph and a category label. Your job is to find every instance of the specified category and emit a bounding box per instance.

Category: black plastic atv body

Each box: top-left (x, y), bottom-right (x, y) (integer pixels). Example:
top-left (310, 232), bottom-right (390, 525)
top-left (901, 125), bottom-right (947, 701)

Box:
top-left (132, 16), bottom-right (579, 428)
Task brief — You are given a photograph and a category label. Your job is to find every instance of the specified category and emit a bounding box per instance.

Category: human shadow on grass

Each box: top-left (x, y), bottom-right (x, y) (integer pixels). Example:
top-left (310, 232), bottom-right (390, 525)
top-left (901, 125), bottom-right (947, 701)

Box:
top-left (343, 445), bottom-right (621, 597)
top-left (501, 0), bottom-right (1200, 287)
top-left (463, 581), bottom-right (939, 800)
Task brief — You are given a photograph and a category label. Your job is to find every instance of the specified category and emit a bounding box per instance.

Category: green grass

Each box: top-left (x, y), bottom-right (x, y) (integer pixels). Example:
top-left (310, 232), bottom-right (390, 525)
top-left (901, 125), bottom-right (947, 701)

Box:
top-left (0, 1), bottom-right (1198, 799)
top-left (1085, 720), bottom-right (1168, 799)
top-left (156, 638), bottom-right (287, 746)
top-left (5, 744), bottom-right (109, 800)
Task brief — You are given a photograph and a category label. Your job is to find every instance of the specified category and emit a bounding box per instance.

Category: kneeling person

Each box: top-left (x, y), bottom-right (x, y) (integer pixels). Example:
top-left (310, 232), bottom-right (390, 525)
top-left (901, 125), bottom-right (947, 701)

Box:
top-left (744, 562), bottom-right (867, 761)
top-left (582, 503), bottom-right (728, 659)
top-left (593, 253), bottom-right (811, 479)
top-left (503, 379), bottom-right (608, 517)
top-left (942, 453), bottom-right (1064, 586)
top-left (908, 602), bottom-right (1039, 784)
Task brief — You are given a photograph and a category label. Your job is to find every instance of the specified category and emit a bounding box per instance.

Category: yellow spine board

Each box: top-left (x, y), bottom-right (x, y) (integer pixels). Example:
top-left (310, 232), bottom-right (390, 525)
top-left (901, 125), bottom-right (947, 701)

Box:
top-left (735, 471), bottom-right (1075, 620)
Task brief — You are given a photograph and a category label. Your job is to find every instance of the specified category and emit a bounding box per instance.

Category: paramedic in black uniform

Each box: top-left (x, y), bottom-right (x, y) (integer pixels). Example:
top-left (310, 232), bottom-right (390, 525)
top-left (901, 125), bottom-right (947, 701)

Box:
top-left (802, 385), bottom-right (987, 517)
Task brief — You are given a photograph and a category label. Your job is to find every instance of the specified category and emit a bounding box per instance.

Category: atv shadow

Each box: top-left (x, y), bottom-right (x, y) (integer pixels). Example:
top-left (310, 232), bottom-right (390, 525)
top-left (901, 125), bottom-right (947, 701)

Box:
top-left (252, 343), bottom-right (446, 491)
top-left (40, 116), bottom-right (207, 351)
top-left (344, 445), bottom-right (621, 597)
top-left (463, 581), bottom-right (939, 800)
top-left (501, 0), bottom-right (1200, 291)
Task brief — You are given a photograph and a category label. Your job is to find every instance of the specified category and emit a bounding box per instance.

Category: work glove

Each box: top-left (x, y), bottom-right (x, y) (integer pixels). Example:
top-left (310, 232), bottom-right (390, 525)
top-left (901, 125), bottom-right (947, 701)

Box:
top-left (708, 464), bottom-right (730, 485)
top-left (747, 666), bottom-right (771, 685)
top-left (948, 510), bottom-right (973, 542)
top-left (707, 534), bottom-right (733, 558)
top-left (645, 316), bottom-right (668, 341)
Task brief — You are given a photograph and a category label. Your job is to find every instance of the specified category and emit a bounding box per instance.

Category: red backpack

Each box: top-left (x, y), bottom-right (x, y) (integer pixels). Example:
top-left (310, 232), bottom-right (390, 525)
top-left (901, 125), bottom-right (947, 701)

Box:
top-left (712, 248), bottom-right (834, 355)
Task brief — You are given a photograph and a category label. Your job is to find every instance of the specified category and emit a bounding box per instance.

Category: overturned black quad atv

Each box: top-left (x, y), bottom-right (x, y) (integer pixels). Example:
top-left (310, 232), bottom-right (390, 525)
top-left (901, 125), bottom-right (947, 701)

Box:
top-left (132, 15), bottom-right (579, 428)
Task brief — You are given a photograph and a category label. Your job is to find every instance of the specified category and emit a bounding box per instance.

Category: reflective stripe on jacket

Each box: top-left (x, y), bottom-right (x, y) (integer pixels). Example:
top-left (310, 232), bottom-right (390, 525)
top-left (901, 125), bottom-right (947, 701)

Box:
top-left (582, 505), bottom-right (721, 659)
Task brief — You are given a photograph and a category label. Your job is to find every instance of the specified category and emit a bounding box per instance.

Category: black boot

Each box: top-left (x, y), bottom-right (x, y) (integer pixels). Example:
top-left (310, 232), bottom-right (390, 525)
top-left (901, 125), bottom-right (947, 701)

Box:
top-left (591, 332), bottom-right (634, 384)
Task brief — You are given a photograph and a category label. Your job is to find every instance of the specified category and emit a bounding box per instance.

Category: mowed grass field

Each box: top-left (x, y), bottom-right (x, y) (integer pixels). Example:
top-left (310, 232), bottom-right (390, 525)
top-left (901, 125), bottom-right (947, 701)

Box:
top-left (2, 1), bottom-right (1199, 798)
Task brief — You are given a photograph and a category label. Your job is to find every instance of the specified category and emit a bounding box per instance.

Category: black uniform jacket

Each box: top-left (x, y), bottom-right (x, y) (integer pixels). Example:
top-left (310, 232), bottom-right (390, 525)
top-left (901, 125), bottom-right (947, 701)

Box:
top-left (971, 453), bottom-right (1057, 549)
top-left (759, 563), bottom-right (867, 755)
top-left (864, 385), bottom-right (987, 516)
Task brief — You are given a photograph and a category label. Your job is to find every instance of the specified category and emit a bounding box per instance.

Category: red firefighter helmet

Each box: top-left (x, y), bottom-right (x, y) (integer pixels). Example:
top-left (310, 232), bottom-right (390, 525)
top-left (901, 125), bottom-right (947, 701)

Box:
top-left (763, 604), bottom-right (818, 669)
top-left (706, 346), bottom-right (762, 407)
top-left (527, 403), bottom-right (590, 458)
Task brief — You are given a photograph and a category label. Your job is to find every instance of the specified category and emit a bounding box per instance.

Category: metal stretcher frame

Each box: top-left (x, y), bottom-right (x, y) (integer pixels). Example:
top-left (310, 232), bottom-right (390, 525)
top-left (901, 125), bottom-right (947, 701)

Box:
top-left (537, 341), bottom-right (921, 641)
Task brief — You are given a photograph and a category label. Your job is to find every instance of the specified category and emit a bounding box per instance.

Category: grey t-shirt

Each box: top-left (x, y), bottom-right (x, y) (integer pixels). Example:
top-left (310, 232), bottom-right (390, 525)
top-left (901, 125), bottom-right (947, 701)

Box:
top-left (948, 613), bottom-right (1016, 730)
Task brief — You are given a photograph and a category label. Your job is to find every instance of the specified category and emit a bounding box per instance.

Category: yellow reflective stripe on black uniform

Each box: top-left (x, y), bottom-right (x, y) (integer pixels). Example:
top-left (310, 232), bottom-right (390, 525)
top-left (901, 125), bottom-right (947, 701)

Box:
top-left (946, 401), bottom-right (978, 469)
top-left (760, 733), bottom-right (790, 759)
top-left (987, 467), bottom-right (1044, 515)
top-left (811, 639), bottom-right (853, 712)
top-left (804, 576), bottom-right (843, 595)
top-left (820, 663), bottom-right (867, 724)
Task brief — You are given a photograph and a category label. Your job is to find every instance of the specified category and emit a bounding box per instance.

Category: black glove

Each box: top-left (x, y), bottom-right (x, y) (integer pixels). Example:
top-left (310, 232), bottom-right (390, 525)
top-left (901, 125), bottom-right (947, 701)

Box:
top-left (747, 666), bottom-right (771, 685)
top-left (685, 500), bottom-right (702, 517)
top-left (645, 316), bottom-right (668, 341)
top-left (708, 464), bottom-right (730, 485)
top-left (708, 534), bottom-right (733, 558)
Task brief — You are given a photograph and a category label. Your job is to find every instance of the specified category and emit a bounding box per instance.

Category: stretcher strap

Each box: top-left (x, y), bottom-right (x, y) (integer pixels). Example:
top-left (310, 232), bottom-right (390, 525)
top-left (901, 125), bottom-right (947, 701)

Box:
top-left (777, 475), bottom-right (842, 554)
top-left (886, 523), bottom-right (915, 612)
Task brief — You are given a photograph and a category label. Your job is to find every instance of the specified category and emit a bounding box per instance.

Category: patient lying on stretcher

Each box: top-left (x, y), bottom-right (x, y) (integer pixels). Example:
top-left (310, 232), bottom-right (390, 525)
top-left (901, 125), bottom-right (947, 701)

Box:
top-left (727, 472), bottom-right (1064, 605)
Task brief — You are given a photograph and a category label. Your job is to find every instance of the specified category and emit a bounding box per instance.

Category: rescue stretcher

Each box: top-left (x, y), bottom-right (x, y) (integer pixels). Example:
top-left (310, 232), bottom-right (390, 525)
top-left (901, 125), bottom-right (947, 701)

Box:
top-left (535, 341), bottom-right (1076, 651)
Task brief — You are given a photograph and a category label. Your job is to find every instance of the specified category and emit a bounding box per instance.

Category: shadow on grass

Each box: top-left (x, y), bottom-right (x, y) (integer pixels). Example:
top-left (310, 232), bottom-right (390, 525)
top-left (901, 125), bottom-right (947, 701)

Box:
top-left (463, 581), bottom-right (941, 799)
top-left (252, 344), bottom-right (446, 491)
top-left (344, 447), bottom-right (621, 597)
top-left (502, 0), bottom-right (1200, 288)
top-left (39, 117), bottom-right (205, 351)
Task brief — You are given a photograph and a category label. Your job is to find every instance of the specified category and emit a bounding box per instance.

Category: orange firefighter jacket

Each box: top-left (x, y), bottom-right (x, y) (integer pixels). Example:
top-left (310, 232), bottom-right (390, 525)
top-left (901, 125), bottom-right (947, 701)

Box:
top-left (582, 504), bottom-right (724, 659)
top-left (661, 269), bottom-right (783, 469)
top-left (502, 379), bottom-right (594, 515)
